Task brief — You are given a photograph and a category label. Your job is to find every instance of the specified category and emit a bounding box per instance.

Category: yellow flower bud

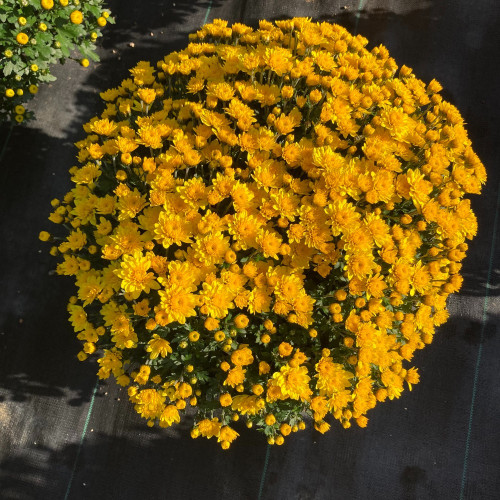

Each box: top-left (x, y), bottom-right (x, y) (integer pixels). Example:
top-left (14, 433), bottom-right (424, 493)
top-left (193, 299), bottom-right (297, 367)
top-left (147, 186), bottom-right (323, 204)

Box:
top-left (188, 331), bottom-right (200, 342)
top-left (16, 33), bottom-right (29, 45)
top-left (265, 414), bottom-right (276, 426)
top-left (70, 10), bottom-right (83, 24)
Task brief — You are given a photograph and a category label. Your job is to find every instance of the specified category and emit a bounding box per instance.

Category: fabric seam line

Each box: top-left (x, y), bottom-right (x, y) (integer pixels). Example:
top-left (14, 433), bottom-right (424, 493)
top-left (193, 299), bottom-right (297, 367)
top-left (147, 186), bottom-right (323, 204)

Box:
top-left (257, 444), bottom-right (271, 500)
top-left (64, 379), bottom-right (99, 500)
top-left (459, 178), bottom-right (500, 499)
top-left (0, 123), bottom-right (14, 167)
top-left (203, 0), bottom-right (213, 25)
top-left (354, 0), bottom-right (366, 35)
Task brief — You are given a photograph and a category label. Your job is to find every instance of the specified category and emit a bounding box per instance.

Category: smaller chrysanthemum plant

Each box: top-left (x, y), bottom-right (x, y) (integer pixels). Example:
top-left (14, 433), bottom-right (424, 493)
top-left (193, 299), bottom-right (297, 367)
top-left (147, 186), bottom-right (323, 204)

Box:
top-left (0, 0), bottom-right (114, 124)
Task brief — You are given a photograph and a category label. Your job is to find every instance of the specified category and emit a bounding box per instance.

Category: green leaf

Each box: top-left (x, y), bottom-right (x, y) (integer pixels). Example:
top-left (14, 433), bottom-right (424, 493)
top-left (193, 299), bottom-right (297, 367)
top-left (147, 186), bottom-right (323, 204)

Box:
top-left (60, 43), bottom-right (70, 58)
top-left (38, 72), bottom-right (57, 83)
top-left (2, 61), bottom-right (14, 76)
top-left (55, 33), bottom-right (72, 57)
top-left (78, 43), bottom-right (100, 62)
top-left (59, 24), bottom-right (82, 40)
top-left (23, 47), bottom-right (35, 59)
top-left (86, 5), bottom-right (101, 17)
top-left (38, 32), bottom-right (53, 44)
top-left (37, 44), bottom-right (52, 60)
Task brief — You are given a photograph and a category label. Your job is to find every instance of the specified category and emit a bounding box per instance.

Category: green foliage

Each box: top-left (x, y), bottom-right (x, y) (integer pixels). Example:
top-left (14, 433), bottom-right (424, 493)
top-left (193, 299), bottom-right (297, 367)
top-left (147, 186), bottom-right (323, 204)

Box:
top-left (0, 0), bottom-right (115, 124)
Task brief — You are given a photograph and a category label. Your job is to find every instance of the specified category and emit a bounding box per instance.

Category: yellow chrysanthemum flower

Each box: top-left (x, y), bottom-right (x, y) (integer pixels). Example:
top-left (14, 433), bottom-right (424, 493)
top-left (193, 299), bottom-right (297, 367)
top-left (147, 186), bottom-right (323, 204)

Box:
top-left (45, 17), bottom-right (485, 448)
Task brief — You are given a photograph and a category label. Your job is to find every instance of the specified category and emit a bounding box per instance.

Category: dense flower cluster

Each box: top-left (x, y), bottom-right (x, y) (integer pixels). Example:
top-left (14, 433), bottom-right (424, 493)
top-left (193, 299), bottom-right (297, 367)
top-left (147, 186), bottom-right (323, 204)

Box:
top-left (42, 18), bottom-right (486, 448)
top-left (0, 0), bottom-right (113, 123)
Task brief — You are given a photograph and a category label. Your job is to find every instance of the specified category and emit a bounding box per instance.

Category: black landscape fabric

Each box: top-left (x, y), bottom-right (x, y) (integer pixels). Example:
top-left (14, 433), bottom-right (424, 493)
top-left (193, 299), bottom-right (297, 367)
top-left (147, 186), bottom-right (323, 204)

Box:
top-left (1, 1), bottom-right (499, 499)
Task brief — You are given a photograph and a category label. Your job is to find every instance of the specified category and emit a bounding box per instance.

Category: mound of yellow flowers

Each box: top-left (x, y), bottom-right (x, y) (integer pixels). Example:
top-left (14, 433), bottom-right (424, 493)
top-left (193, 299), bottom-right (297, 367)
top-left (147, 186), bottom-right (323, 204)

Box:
top-left (42, 18), bottom-right (486, 448)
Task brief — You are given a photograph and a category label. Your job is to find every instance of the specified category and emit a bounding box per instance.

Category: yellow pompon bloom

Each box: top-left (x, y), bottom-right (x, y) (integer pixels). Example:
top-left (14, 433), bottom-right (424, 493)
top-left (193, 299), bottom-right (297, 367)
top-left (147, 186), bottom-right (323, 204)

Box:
top-left (137, 88), bottom-right (157, 104)
top-left (314, 420), bottom-right (331, 434)
top-left (265, 46), bottom-right (292, 76)
top-left (71, 163), bottom-right (101, 185)
top-left (187, 77), bottom-right (205, 94)
top-left (248, 287), bottom-right (272, 314)
top-left (381, 369), bottom-right (404, 400)
top-left (200, 280), bottom-right (234, 319)
top-left (406, 169), bottom-right (434, 211)
top-left (136, 126), bottom-right (163, 149)
top-left (228, 210), bottom-right (261, 249)
top-left (224, 366), bottom-right (246, 388)
top-left (270, 189), bottom-right (300, 221)
top-left (154, 211), bottom-right (193, 248)
top-left (219, 393), bottom-right (233, 407)
top-left (134, 365), bottom-right (151, 385)
top-left (68, 304), bottom-right (88, 332)
top-left (115, 251), bottom-right (160, 299)
top-left (231, 394), bottom-right (265, 415)
top-left (326, 200), bottom-right (361, 236)
top-left (274, 107), bottom-right (302, 135)
top-left (76, 271), bottom-right (103, 306)
top-left (115, 136), bottom-right (138, 154)
top-left (16, 32), bottom-right (29, 44)
top-left (380, 107), bottom-right (416, 143)
top-left (97, 349), bottom-right (123, 379)
top-left (90, 118), bottom-right (118, 136)
top-left (117, 188), bottom-right (148, 220)
top-left (110, 313), bottom-right (138, 349)
top-left (231, 346), bottom-right (254, 366)
top-left (70, 10), bottom-right (83, 24)
top-left (157, 285), bottom-right (197, 325)
top-left (197, 418), bottom-right (221, 438)
top-left (273, 276), bottom-right (300, 307)
top-left (405, 367), bottom-right (420, 390)
top-left (164, 260), bottom-right (197, 287)
top-left (344, 252), bottom-right (375, 280)
top-left (310, 395), bottom-right (329, 421)
top-left (315, 356), bottom-right (353, 396)
top-left (225, 98), bottom-right (256, 130)
top-left (159, 405), bottom-right (181, 427)
top-left (130, 61), bottom-right (156, 85)
top-left (134, 389), bottom-right (165, 419)
top-left (194, 232), bottom-right (230, 265)
top-left (146, 334), bottom-right (173, 359)
top-left (256, 229), bottom-right (282, 259)
top-left (218, 425), bottom-right (239, 445)
top-left (234, 313), bottom-right (249, 329)
top-left (272, 365), bottom-right (312, 401)
top-left (178, 177), bottom-right (208, 208)
top-left (207, 81), bottom-right (235, 101)
top-left (65, 228), bottom-right (87, 251)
